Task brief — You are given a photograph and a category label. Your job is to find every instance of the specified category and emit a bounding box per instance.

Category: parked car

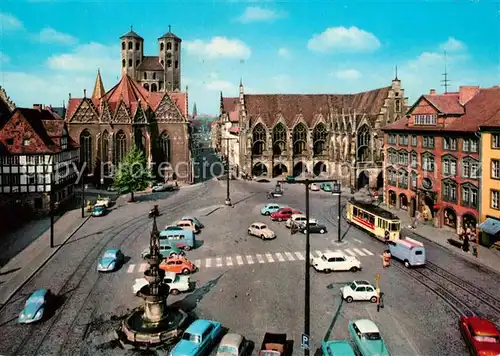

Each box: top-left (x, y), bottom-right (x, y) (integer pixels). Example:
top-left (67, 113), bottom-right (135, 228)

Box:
top-left (160, 256), bottom-right (197, 275)
top-left (152, 182), bottom-right (169, 192)
top-left (97, 248), bottom-right (124, 272)
top-left (176, 220), bottom-right (200, 234)
top-left (248, 222), bottom-right (276, 240)
top-left (92, 204), bottom-right (108, 217)
top-left (258, 332), bottom-right (289, 356)
top-left (311, 252), bottom-right (361, 272)
top-left (298, 221), bottom-right (327, 234)
top-left (216, 333), bottom-right (249, 356)
top-left (182, 216), bottom-right (204, 229)
top-left (133, 271), bottom-right (191, 295)
top-left (341, 281), bottom-right (378, 303)
top-left (310, 183), bottom-right (320, 191)
top-left (18, 288), bottom-right (52, 324)
top-left (285, 214), bottom-right (317, 228)
top-left (271, 208), bottom-right (302, 221)
top-left (320, 183), bottom-right (332, 192)
top-left (96, 196), bottom-right (111, 208)
top-left (459, 315), bottom-right (500, 356)
top-left (261, 204), bottom-right (284, 216)
top-left (170, 319), bottom-right (223, 356)
top-left (348, 319), bottom-right (390, 356)
top-left (140, 244), bottom-right (185, 259)
top-left (321, 340), bottom-right (356, 356)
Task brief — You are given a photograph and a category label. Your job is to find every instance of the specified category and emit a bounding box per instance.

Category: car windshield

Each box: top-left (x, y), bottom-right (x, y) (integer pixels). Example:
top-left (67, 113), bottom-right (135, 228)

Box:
top-left (28, 296), bottom-right (45, 304)
top-left (363, 332), bottom-right (381, 340)
top-left (473, 335), bottom-right (499, 343)
top-left (217, 345), bottom-right (238, 354)
top-left (103, 252), bottom-right (116, 258)
top-left (260, 225), bottom-right (268, 229)
top-left (349, 282), bottom-right (357, 289)
top-left (183, 333), bottom-right (201, 343)
top-left (94, 206), bottom-right (104, 210)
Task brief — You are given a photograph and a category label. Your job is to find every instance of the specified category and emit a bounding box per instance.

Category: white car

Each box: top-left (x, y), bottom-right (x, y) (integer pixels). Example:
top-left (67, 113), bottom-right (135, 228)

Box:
top-left (132, 272), bottom-right (191, 295)
top-left (311, 252), bottom-right (361, 272)
top-left (248, 222), bottom-right (276, 240)
top-left (310, 183), bottom-right (320, 191)
top-left (341, 280), bottom-right (378, 303)
top-left (285, 214), bottom-right (317, 228)
top-left (96, 196), bottom-right (111, 208)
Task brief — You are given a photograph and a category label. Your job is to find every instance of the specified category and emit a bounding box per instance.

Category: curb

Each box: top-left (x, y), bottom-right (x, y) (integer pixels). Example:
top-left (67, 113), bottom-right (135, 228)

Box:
top-left (0, 215), bottom-right (91, 309)
top-left (202, 205), bottom-right (225, 216)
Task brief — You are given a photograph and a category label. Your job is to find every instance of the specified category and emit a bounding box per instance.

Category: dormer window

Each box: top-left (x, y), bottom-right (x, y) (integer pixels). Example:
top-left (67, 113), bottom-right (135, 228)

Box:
top-left (414, 114), bottom-right (437, 125)
top-left (23, 138), bottom-right (30, 146)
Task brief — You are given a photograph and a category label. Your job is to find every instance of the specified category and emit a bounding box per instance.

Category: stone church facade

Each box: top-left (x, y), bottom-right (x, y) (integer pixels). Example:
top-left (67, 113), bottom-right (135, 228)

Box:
top-left (218, 77), bottom-right (407, 189)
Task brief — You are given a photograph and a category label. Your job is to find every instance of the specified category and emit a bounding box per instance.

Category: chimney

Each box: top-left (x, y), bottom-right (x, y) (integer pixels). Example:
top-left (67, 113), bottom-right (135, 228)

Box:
top-left (83, 89), bottom-right (87, 98)
top-left (429, 89), bottom-right (436, 95)
top-left (459, 86), bottom-right (480, 105)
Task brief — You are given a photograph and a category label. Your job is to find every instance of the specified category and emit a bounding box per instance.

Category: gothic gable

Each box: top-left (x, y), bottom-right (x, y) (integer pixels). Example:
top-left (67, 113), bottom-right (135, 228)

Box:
top-left (112, 101), bottom-right (131, 123)
top-left (133, 105), bottom-right (148, 124)
top-left (100, 101), bottom-right (112, 123)
top-left (69, 99), bottom-right (99, 123)
top-left (0, 111), bottom-right (53, 153)
top-left (155, 94), bottom-right (184, 123)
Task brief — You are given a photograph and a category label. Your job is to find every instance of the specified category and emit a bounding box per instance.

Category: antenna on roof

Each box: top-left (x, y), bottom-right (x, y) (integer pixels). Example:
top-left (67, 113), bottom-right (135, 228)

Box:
top-left (394, 65), bottom-right (398, 80)
top-left (130, 25), bottom-right (133, 31)
top-left (168, 25), bottom-right (171, 32)
top-left (441, 50), bottom-right (451, 94)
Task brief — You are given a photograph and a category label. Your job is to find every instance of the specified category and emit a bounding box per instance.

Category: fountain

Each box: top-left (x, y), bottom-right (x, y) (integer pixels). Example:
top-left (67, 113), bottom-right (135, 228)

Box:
top-left (119, 216), bottom-right (188, 349)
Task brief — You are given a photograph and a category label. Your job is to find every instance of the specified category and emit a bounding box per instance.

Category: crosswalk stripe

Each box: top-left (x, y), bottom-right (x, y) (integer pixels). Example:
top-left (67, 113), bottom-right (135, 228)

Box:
top-left (266, 253), bottom-right (275, 263)
top-left (194, 259), bottom-right (201, 268)
top-left (275, 253), bottom-right (285, 262)
top-left (285, 252), bottom-right (295, 261)
top-left (256, 254), bottom-right (265, 263)
top-left (315, 250), bottom-right (323, 257)
top-left (226, 257), bottom-right (233, 266)
top-left (345, 249), bottom-right (356, 256)
top-left (354, 238), bottom-right (362, 243)
top-left (139, 263), bottom-right (148, 272)
top-left (206, 258), bottom-right (212, 268)
top-left (246, 255), bottom-right (254, 264)
top-left (236, 256), bottom-right (244, 265)
top-left (362, 248), bottom-right (374, 256)
top-left (127, 264), bottom-right (135, 273)
top-left (295, 252), bottom-right (305, 260)
top-left (353, 248), bottom-right (366, 256)
top-left (216, 257), bottom-right (223, 267)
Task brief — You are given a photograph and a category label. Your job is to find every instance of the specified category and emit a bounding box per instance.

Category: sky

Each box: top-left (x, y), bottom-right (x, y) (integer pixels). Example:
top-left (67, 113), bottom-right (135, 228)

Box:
top-left (0, 0), bottom-right (498, 116)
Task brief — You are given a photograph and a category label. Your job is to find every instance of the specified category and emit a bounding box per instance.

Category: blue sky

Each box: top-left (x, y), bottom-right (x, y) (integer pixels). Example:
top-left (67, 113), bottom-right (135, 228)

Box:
top-left (0, 0), bottom-right (498, 116)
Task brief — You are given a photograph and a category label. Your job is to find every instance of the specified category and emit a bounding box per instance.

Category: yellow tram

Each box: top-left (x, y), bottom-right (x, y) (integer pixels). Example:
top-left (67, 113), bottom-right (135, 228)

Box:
top-left (345, 199), bottom-right (401, 241)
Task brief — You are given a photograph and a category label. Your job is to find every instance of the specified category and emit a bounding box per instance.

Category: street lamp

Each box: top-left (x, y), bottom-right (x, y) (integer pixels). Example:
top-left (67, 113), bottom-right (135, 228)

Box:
top-left (50, 160), bottom-right (55, 248)
top-left (221, 137), bottom-right (238, 206)
top-left (332, 181), bottom-right (342, 243)
top-left (80, 174), bottom-right (86, 218)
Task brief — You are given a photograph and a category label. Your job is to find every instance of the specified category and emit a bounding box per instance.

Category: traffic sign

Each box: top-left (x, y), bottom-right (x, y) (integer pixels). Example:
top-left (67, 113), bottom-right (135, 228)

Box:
top-left (301, 333), bottom-right (310, 349)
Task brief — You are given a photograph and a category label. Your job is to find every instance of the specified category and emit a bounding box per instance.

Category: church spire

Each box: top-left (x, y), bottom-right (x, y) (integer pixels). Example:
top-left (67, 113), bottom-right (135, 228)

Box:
top-left (92, 69), bottom-right (106, 99)
top-left (192, 102), bottom-right (197, 119)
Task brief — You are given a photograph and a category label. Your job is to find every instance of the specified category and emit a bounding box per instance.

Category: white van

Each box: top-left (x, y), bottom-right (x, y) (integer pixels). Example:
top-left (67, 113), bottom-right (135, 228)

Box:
top-left (285, 214), bottom-right (317, 228)
top-left (388, 237), bottom-right (426, 268)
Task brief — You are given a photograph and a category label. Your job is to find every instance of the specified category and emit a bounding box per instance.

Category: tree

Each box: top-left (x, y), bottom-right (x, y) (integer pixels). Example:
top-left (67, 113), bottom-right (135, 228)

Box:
top-left (113, 146), bottom-right (151, 202)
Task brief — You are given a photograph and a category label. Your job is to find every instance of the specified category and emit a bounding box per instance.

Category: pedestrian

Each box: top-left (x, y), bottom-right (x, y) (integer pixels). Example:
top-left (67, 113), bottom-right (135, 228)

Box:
top-left (384, 230), bottom-right (390, 244)
top-left (382, 250), bottom-right (391, 268)
top-left (462, 233), bottom-right (470, 253)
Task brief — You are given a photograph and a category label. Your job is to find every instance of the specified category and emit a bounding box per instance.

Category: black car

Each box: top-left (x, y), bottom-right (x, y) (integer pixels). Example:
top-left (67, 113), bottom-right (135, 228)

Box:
top-left (298, 222), bottom-right (327, 234)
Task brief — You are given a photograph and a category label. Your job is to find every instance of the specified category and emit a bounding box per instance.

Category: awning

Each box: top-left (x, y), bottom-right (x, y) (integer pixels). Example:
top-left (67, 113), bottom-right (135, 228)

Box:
top-left (479, 218), bottom-right (500, 236)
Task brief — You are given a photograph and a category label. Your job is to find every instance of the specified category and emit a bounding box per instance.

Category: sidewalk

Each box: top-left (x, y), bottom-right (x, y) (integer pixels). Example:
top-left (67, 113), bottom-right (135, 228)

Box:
top-left (384, 205), bottom-right (500, 274)
top-left (0, 208), bottom-right (90, 306)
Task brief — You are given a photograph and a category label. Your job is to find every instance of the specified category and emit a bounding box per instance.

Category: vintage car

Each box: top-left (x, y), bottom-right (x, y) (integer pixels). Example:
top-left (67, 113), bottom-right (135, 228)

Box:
top-left (152, 182), bottom-right (177, 192)
top-left (298, 221), bottom-right (328, 234)
top-left (170, 319), bottom-right (223, 356)
top-left (160, 256), bottom-right (197, 275)
top-left (258, 332), bottom-right (289, 356)
top-left (182, 216), bottom-right (204, 229)
top-left (216, 333), bottom-right (249, 355)
top-left (348, 319), bottom-right (390, 356)
top-left (18, 288), bottom-right (52, 324)
top-left (341, 281), bottom-right (378, 303)
top-left (248, 222), bottom-right (276, 240)
top-left (285, 214), bottom-right (317, 228)
top-left (261, 204), bottom-right (285, 216)
top-left (311, 252), bottom-right (361, 273)
top-left (310, 183), bottom-right (320, 191)
top-left (175, 220), bottom-right (200, 233)
top-left (459, 315), bottom-right (500, 356)
top-left (133, 272), bottom-right (191, 295)
top-left (321, 340), bottom-right (356, 356)
top-left (92, 204), bottom-right (107, 217)
top-left (140, 244), bottom-right (185, 259)
top-left (271, 208), bottom-right (302, 221)
top-left (320, 183), bottom-right (332, 192)
top-left (97, 248), bottom-right (124, 272)
top-left (96, 196), bottom-right (111, 208)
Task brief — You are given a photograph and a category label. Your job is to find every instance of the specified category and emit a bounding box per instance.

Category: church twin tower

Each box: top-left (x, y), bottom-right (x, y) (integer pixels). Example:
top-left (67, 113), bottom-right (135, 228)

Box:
top-left (120, 26), bottom-right (182, 93)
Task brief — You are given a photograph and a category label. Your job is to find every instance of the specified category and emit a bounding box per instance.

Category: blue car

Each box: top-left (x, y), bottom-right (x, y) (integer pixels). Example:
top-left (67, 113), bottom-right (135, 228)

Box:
top-left (321, 340), bottom-right (356, 356)
top-left (170, 319), bottom-right (222, 356)
top-left (260, 203), bottom-right (284, 216)
top-left (19, 288), bottom-right (52, 324)
top-left (97, 248), bottom-right (124, 272)
top-left (92, 204), bottom-right (107, 217)
top-left (348, 319), bottom-right (390, 356)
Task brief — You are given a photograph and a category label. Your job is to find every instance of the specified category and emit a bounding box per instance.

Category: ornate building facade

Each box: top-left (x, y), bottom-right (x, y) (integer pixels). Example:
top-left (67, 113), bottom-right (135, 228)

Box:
top-left (215, 77), bottom-right (407, 188)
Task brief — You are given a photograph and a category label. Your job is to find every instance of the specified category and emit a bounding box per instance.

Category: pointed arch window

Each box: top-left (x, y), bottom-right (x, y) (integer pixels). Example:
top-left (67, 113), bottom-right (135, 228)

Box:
top-left (272, 123), bottom-right (287, 155)
top-left (122, 59), bottom-right (126, 68)
top-left (313, 123), bottom-right (327, 156)
top-left (160, 42), bottom-right (164, 51)
top-left (128, 41), bottom-right (133, 50)
top-left (159, 131), bottom-right (171, 163)
top-left (395, 100), bottom-right (401, 112)
top-left (151, 83), bottom-right (158, 92)
top-left (357, 125), bottom-right (371, 161)
top-left (80, 130), bottom-right (92, 173)
top-left (101, 131), bottom-right (109, 174)
top-left (128, 59), bottom-right (132, 67)
top-left (293, 123), bottom-right (307, 155)
top-left (121, 42), bottom-right (126, 50)
top-left (153, 72), bottom-right (156, 80)
top-left (252, 124), bottom-right (266, 155)
top-left (144, 72), bottom-right (147, 80)
top-left (135, 42), bottom-right (140, 51)
top-left (114, 130), bottom-right (127, 165)
top-left (167, 42), bottom-right (172, 50)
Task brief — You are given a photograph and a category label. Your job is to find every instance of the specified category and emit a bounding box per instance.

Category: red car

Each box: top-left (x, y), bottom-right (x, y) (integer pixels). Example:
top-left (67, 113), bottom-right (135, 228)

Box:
top-left (271, 208), bottom-right (302, 221)
top-left (459, 315), bottom-right (500, 356)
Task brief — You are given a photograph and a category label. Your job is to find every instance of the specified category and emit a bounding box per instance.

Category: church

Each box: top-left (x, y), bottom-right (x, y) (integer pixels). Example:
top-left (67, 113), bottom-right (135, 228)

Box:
top-left (65, 27), bottom-right (192, 184)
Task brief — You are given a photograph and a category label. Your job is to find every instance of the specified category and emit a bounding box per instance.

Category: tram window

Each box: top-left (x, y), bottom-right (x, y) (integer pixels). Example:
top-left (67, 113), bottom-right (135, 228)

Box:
top-left (390, 223), bottom-right (400, 231)
top-left (353, 207), bottom-right (358, 216)
top-left (369, 215), bottom-right (375, 225)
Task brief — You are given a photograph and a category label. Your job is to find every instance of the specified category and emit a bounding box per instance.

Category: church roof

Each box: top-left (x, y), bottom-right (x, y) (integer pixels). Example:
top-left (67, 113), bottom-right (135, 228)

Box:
top-left (136, 56), bottom-right (164, 71)
top-left (120, 27), bottom-right (143, 40)
top-left (222, 97), bottom-right (239, 123)
top-left (92, 70), bottom-right (106, 99)
top-left (159, 26), bottom-right (181, 40)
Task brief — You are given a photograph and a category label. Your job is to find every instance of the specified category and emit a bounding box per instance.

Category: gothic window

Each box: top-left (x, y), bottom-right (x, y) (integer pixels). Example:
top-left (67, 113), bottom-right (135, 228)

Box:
top-left (461, 156), bottom-right (480, 179)
top-left (121, 42), bottom-right (125, 50)
top-left (397, 169), bottom-right (408, 189)
top-left (153, 72), bottom-right (156, 80)
top-left (386, 167), bottom-right (397, 186)
top-left (167, 42), bottom-right (172, 50)
top-left (101, 130), bottom-right (109, 163)
top-left (151, 83), bottom-right (158, 92)
top-left (395, 100), bottom-right (401, 112)
top-left (461, 183), bottom-right (478, 209)
top-left (136, 59), bottom-right (140, 66)
top-left (421, 152), bottom-right (435, 172)
top-left (128, 41), bottom-right (133, 50)
top-left (135, 42), bottom-right (140, 51)
top-left (79, 130), bottom-right (92, 173)
top-left (143, 83), bottom-right (149, 91)
top-left (135, 129), bottom-right (146, 152)
top-left (122, 59), bottom-right (126, 68)
top-left (293, 123), bottom-right (307, 155)
top-left (252, 123), bottom-right (266, 155)
top-left (356, 125), bottom-right (371, 161)
top-left (144, 72), bottom-right (147, 80)
top-left (442, 155), bottom-right (457, 177)
top-left (167, 60), bottom-right (172, 68)
top-left (410, 171), bottom-right (417, 189)
top-left (160, 43), bottom-right (164, 51)
top-left (442, 179), bottom-right (458, 203)
top-left (272, 123), bottom-right (287, 155)
top-left (175, 43), bottom-right (179, 51)
top-left (313, 123), bottom-right (327, 156)
top-left (159, 131), bottom-right (171, 163)
top-left (175, 60), bottom-right (179, 69)
top-left (114, 130), bottom-right (127, 165)
top-left (411, 151), bottom-right (417, 168)
top-left (128, 59), bottom-right (132, 67)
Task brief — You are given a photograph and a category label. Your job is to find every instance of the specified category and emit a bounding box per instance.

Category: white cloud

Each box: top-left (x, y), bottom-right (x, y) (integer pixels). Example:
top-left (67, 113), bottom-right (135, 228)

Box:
top-left (205, 80), bottom-right (234, 91)
top-left (0, 12), bottom-right (24, 32)
top-left (37, 27), bottom-right (77, 45)
top-left (0, 52), bottom-right (10, 64)
top-left (278, 47), bottom-right (290, 58)
top-left (185, 37), bottom-right (251, 59)
top-left (236, 6), bottom-right (284, 23)
top-left (334, 69), bottom-right (362, 80)
top-left (46, 42), bottom-right (119, 72)
top-left (440, 37), bottom-right (467, 52)
top-left (307, 26), bottom-right (381, 53)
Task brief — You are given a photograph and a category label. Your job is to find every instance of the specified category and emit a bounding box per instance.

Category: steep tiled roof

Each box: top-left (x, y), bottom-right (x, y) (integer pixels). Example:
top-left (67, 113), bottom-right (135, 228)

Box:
top-left (92, 70), bottom-right (106, 99)
top-left (222, 97), bottom-right (239, 123)
top-left (159, 27), bottom-right (181, 40)
top-left (137, 56), bottom-right (164, 71)
top-left (422, 94), bottom-right (464, 115)
top-left (120, 29), bottom-right (143, 40)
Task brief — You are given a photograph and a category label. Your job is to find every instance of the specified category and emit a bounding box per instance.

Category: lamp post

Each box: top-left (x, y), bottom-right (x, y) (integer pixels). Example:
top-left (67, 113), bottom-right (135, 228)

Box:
top-left (80, 174), bottom-right (85, 218)
top-left (50, 161), bottom-right (55, 248)
top-left (221, 137), bottom-right (238, 206)
top-left (332, 181), bottom-right (342, 242)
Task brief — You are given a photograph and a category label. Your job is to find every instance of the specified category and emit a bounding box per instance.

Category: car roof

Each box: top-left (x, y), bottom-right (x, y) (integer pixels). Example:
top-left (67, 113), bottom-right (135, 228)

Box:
top-left (354, 280), bottom-right (371, 285)
top-left (105, 248), bottom-right (119, 254)
top-left (164, 271), bottom-right (177, 279)
top-left (291, 214), bottom-right (306, 218)
top-left (186, 319), bottom-right (213, 335)
top-left (266, 203), bottom-right (282, 207)
top-left (182, 216), bottom-right (197, 220)
top-left (467, 316), bottom-right (499, 335)
top-left (323, 252), bottom-right (346, 258)
top-left (354, 319), bottom-right (380, 333)
top-left (220, 333), bottom-right (243, 347)
top-left (253, 222), bottom-right (267, 226)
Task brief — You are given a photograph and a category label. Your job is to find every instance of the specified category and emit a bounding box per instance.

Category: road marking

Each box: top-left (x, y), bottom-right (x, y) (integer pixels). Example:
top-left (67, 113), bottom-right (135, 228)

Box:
top-left (256, 254), bottom-right (265, 263)
top-left (266, 253), bottom-right (275, 263)
top-left (246, 255), bottom-right (254, 264)
top-left (226, 257), bottom-right (233, 266)
top-left (216, 257), bottom-right (223, 267)
top-left (285, 252), bottom-right (295, 261)
top-left (194, 259), bottom-right (201, 268)
top-left (315, 250), bottom-right (323, 257)
top-left (353, 248), bottom-right (366, 256)
top-left (275, 253), bottom-right (285, 262)
top-left (362, 248), bottom-right (374, 256)
top-left (236, 256), bottom-right (244, 265)
top-left (139, 263), bottom-right (148, 272)
top-left (353, 238), bottom-right (362, 244)
top-left (295, 252), bottom-right (305, 260)
top-left (344, 249), bottom-right (356, 256)
top-left (127, 264), bottom-right (135, 273)
top-left (206, 258), bottom-right (212, 268)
